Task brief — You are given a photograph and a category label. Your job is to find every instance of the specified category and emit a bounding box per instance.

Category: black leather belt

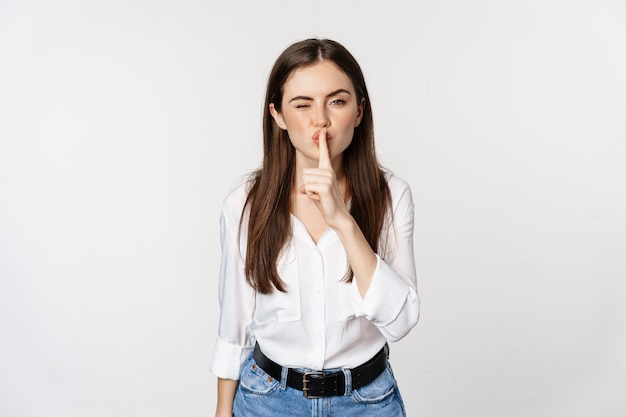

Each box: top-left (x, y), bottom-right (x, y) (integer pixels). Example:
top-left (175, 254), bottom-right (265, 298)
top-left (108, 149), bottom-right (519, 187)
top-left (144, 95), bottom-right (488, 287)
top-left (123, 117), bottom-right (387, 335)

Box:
top-left (252, 343), bottom-right (389, 398)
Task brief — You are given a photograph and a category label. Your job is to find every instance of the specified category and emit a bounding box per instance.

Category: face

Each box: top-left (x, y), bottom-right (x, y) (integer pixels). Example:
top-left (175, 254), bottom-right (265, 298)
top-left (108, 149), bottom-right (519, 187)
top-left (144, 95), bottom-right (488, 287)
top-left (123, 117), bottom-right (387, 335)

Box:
top-left (269, 60), bottom-right (364, 169)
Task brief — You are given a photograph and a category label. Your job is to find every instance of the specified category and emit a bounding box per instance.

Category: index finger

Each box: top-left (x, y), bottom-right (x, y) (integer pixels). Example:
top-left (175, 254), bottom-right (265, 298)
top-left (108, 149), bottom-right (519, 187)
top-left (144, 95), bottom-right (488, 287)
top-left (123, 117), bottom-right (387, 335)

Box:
top-left (318, 127), bottom-right (331, 170)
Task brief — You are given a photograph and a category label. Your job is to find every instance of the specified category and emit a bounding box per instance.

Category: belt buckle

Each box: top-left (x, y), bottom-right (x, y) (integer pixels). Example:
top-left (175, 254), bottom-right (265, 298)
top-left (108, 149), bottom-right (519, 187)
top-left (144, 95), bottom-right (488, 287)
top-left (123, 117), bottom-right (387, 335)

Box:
top-left (302, 371), bottom-right (325, 399)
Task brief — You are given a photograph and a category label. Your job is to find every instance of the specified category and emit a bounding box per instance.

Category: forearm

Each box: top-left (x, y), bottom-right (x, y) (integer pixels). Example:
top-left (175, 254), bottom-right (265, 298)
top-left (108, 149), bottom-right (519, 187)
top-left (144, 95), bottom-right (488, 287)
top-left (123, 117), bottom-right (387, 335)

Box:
top-left (334, 216), bottom-right (377, 297)
top-left (215, 377), bottom-right (238, 417)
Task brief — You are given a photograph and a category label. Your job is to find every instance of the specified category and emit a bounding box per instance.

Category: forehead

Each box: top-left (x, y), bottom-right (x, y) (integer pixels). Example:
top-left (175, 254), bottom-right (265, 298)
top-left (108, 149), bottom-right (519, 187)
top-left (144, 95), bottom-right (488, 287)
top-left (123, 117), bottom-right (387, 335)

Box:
top-left (283, 60), bottom-right (355, 97)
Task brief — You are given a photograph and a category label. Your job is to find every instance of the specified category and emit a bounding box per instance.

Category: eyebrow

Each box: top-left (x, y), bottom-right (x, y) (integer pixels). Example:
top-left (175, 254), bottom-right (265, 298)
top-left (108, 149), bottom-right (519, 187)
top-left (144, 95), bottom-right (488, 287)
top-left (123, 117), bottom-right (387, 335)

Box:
top-left (288, 88), bottom-right (352, 103)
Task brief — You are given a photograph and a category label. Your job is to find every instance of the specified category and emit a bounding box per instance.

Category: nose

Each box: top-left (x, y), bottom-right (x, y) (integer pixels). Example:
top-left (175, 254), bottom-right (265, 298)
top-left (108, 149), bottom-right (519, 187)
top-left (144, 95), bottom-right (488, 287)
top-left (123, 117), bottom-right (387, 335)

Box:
top-left (313, 104), bottom-right (330, 127)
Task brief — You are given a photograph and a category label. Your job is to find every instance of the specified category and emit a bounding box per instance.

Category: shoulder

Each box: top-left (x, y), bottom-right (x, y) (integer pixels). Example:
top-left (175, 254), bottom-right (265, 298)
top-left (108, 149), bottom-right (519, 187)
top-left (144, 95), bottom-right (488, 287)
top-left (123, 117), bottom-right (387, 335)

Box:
top-left (220, 177), bottom-right (253, 229)
top-left (383, 170), bottom-right (414, 212)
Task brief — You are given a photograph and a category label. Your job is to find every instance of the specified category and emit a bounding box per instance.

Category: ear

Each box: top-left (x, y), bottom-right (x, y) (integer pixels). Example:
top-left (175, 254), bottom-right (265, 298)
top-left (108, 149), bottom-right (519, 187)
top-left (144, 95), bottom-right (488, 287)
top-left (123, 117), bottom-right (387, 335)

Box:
top-left (354, 97), bottom-right (365, 127)
top-left (269, 103), bottom-right (288, 130)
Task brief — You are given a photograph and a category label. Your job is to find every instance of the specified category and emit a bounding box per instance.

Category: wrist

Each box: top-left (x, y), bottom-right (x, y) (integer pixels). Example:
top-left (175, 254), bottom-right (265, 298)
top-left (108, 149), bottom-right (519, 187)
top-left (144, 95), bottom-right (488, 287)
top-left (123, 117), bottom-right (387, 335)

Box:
top-left (331, 212), bottom-right (357, 236)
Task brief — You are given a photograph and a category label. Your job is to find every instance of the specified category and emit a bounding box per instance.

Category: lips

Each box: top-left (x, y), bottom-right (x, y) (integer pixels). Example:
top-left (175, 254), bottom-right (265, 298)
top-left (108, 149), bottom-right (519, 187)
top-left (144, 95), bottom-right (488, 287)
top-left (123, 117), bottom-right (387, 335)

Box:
top-left (312, 130), bottom-right (332, 141)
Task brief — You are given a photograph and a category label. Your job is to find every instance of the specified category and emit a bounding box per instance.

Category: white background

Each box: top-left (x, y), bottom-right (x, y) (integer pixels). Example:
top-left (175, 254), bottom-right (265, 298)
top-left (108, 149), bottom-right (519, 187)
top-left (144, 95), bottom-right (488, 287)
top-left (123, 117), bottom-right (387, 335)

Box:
top-left (1, 0), bottom-right (625, 416)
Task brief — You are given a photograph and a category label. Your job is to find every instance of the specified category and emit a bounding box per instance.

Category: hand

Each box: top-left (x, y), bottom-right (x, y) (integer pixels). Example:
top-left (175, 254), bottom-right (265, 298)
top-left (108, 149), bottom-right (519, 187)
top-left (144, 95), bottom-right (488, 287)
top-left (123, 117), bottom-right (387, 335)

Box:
top-left (299, 128), bottom-right (350, 228)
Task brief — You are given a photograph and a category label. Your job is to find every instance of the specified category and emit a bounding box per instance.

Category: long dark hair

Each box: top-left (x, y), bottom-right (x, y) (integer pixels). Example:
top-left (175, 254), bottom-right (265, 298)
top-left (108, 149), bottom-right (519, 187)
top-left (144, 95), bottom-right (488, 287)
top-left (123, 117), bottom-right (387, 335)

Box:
top-left (243, 38), bottom-right (391, 294)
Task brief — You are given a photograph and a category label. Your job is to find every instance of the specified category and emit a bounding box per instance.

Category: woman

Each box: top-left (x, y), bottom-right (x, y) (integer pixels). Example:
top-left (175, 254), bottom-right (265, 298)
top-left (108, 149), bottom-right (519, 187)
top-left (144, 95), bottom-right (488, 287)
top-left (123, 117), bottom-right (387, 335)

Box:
top-left (212, 38), bottom-right (419, 417)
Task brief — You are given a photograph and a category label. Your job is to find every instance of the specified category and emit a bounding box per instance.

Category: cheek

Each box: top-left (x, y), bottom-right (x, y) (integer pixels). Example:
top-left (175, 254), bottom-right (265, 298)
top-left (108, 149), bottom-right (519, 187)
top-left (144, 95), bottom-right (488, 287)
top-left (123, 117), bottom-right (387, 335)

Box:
top-left (339, 115), bottom-right (358, 132)
top-left (339, 107), bottom-right (360, 126)
top-left (282, 113), bottom-right (308, 132)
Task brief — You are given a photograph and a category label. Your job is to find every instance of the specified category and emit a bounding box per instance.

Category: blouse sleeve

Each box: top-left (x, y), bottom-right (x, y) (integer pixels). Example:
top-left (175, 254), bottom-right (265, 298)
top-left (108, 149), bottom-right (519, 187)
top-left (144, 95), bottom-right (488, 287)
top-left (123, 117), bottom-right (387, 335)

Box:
top-left (210, 192), bottom-right (256, 380)
top-left (348, 177), bottom-right (420, 342)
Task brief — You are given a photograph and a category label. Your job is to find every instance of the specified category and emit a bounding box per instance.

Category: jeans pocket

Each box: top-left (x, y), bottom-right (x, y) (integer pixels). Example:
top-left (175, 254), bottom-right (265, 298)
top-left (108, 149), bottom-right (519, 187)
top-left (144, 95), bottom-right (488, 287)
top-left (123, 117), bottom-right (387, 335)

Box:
top-left (351, 364), bottom-right (398, 404)
top-left (238, 358), bottom-right (280, 396)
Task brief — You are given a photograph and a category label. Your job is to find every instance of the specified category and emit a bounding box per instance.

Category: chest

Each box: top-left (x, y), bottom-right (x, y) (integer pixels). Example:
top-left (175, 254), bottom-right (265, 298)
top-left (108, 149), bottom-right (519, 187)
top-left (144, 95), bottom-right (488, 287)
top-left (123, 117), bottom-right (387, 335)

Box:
top-left (290, 198), bottom-right (329, 244)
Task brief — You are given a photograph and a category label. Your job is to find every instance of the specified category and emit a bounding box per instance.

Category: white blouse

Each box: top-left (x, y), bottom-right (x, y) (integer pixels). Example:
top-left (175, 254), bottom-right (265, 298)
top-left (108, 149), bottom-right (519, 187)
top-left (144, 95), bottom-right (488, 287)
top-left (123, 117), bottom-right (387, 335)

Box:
top-left (210, 173), bottom-right (419, 380)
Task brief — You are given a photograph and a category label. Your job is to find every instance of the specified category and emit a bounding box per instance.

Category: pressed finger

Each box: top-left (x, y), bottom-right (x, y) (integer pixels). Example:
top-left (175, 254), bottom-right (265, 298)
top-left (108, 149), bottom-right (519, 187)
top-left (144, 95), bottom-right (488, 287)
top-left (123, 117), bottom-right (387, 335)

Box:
top-left (318, 127), bottom-right (331, 170)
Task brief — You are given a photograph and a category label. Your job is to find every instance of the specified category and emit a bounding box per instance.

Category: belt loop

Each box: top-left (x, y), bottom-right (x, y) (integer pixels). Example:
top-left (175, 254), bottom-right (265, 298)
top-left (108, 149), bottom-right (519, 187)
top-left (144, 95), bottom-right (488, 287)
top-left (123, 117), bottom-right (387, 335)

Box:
top-left (342, 368), bottom-right (352, 395)
top-left (280, 363), bottom-right (289, 390)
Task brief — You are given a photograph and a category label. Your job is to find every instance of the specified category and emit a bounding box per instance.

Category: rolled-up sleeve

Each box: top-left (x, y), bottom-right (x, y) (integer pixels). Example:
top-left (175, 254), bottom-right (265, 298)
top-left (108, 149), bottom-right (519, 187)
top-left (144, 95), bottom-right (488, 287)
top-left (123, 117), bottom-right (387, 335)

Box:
top-left (348, 179), bottom-right (420, 341)
top-left (210, 195), bottom-right (255, 380)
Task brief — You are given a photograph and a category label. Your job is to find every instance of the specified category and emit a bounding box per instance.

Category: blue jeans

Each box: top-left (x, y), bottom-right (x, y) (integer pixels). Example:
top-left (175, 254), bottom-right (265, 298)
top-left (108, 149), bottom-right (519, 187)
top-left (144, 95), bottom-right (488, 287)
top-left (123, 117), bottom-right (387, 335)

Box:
top-left (233, 354), bottom-right (407, 417)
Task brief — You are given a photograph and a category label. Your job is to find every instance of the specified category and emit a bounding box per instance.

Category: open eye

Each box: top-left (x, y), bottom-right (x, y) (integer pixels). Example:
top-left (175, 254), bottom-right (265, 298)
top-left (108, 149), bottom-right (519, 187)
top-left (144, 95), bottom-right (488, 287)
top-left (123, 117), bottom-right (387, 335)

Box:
top-left (330, 99), bottom-right (346, 106)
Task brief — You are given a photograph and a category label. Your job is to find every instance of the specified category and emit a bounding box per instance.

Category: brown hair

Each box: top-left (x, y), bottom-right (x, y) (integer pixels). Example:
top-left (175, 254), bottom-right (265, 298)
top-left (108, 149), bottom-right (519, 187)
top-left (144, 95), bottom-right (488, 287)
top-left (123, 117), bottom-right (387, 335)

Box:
top-left (243, 38), bottom-right (391, 294)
